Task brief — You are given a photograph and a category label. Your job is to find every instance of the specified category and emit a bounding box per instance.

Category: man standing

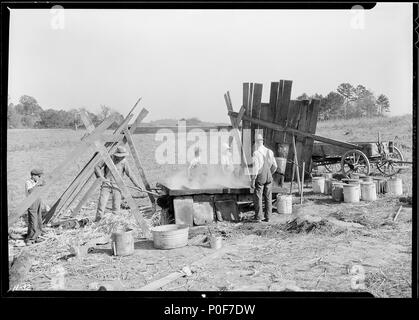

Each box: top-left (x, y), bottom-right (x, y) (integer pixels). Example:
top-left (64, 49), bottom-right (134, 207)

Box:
top-left (25, 168), bottom-right (48, 244)
top-left (251, 134), bottom-right (277, 222)
top-left (94, 146), bottom-right (142, 222)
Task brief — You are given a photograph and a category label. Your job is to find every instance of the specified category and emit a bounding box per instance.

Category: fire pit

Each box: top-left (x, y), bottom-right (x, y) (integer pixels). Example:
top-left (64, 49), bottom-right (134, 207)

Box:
top-left (156, 168), bottom-right (283, 227)
top-left (157, 181), bottom-right (254, 226)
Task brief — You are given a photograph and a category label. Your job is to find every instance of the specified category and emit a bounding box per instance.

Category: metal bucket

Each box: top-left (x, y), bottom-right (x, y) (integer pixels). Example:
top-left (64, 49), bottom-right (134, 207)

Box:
top-left (276, 195), bottom-right (292, 214)
top-left (209, 236), bottom-right (222, 249)
top-left (343, 184), bottom-right (360, 203)
top-left (360, 182), bottom-right (377, 201)
top-left (332, 182), bottom-right (344, 202)
top-left (387, 178), bottom-right (403, 196)
top-left (312, 177), bottom-right (325, 194)
top-left (111, 229), bottom-right (134, 256)
top-left (151, 224), bottom-right (189, 249)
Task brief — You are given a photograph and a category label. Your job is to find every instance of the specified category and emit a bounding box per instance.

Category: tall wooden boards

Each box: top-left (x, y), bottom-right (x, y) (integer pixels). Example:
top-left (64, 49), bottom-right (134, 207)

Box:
top-left (224, 91), bottom-right (251, 179)
top-left (8, 115), bottom-right (117, 228)
top-left (294, 100), bottom-right (310, 181)
top-left (284, 100), bottom-right (302, 179)
top-left (250, 83), bottom-right (263, 147)
top-left (267, 82), bottom-right (279, 150)
top-left (273, 80), bottom-right (293, 150)
top-left (302, 99), bottom-right (321, 177)
top-left (242, 83), bottom-right (251, 164)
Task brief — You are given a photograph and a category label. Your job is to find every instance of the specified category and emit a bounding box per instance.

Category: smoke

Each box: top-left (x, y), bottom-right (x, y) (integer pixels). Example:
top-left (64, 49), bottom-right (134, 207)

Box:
top-left (162, 165), bottom-right (249, 190)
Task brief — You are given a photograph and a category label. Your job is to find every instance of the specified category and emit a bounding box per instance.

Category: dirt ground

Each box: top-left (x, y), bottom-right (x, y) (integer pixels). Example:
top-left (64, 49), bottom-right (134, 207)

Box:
top-left (8, 170), bottom-right (412, 297)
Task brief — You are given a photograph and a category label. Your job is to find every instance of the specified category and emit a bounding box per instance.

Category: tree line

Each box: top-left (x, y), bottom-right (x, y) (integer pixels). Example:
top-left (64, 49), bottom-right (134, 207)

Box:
top-left (8, 83), bottom-right (391, 129)
top-left (296, 83), bottom-right (390, 121)
top-left (7, 95), bottom-right (124, 129)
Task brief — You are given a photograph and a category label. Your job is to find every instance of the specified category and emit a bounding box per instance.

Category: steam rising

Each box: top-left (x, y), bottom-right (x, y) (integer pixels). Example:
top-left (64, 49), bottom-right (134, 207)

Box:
top-left (163, 165), bottom-right (249, 190)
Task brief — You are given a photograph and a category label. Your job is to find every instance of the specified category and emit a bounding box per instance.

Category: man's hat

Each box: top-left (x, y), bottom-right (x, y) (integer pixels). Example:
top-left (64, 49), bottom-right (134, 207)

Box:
top-left (113, 146), bottom-right (129, 157)
top-left (30, 168), bottom-right (44, 176)
top-left (255, 133), bottom-right (264, 141)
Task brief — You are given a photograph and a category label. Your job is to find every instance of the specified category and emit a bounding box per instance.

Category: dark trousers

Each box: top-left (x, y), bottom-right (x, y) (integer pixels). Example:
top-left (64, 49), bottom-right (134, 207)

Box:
top-left (254, 181), bottom-right (272, 220)
top-left (96, 184), bottom-right (122, 219)
top-left (27, 198), bottom-right (44, 240)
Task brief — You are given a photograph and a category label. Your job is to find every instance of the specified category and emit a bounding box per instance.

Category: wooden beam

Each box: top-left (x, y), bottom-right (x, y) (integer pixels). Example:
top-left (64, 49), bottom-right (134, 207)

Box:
top-left (292, 135), bottom-right (301, 194)
top-left (8, 114), bottom-right (117, 228)
top-left (132, 125), bottom-right (233, 134)
top-left (242, 83), bottom-right (251, 162)
top-left (267, 82), bottom-right (280, 148)
top-left (236, 105), bottom-right (246, 125)
top-left (303, 99), bottom-right (321, 175)
top-left (284, 100), bottom-right (302, 180)
top-left (44, 151), bottom-right (101, 223)
top-left (274, 80), bottom-right (292, 147)
top-left (69, 109), bottom-right (149, 217)
top-left (228, 111), bottom-right (360, 150)
top-left (124, 129), bottom-right (156, 205)
top-left (46, 110), bottom-right (135, 223)
top-left (94, 142), bottom-right (150, 238)
top-left (55, 173), bottom-right (96, 220)
top-left (295, 100), bottom-right (309, 180)
top-left (70, 176), bottom-right (101, 217)
top-left (224, 92), bottom-right (251, 180)
top-left (250, 83), bottom-right (263, 147)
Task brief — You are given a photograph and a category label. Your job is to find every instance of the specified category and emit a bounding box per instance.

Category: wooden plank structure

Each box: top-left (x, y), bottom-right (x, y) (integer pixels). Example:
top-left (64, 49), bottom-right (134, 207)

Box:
top-left (225, 80), bottom-right (321, 182)
top-left (8, 101), bottom-right (156, 238)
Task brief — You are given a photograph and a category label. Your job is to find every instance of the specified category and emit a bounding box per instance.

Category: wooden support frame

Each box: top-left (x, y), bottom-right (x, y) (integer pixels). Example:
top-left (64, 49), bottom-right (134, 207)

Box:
top-left (228, 111), bottom-right (360, 150)
top-left (94, 142), bottom-right (150, 238)
top-left (44, 111), bottom-right (135, 223)
top-left (8, 115), bottom-right (118, 228)
top-left (123, 129), bottom-right (156, 205)
top-left (54, 108), bottom-right (150, 221)
top-left (224, 91), bottom-right (251, 181)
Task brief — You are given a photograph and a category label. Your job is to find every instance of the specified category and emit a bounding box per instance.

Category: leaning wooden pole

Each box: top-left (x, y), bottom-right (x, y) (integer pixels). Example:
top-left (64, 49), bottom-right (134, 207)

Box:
top-left (292, 135), bottom-right (301, 194)
top-left (124, 129), bottom-right (156, 205)
top-left (68, 109), bottom-right (149, 218)
top-left (8, 115), bottom-right (117, 228)
top-left (224, 91), bottom-right (251, 181)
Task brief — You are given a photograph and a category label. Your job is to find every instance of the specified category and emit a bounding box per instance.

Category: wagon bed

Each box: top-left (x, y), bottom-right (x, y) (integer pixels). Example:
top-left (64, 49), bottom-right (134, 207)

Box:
top-left (312, 141), bottom-right (391, 158)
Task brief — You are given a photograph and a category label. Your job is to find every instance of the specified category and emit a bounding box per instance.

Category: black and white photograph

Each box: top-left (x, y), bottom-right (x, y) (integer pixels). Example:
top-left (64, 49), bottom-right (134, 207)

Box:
top-left (3, 2), bottom-right (415, 300)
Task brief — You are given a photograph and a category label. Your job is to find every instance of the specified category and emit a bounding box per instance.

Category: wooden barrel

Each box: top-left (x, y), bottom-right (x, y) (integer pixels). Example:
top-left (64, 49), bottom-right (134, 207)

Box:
top-left (151, 224), bottom-right (189, 249)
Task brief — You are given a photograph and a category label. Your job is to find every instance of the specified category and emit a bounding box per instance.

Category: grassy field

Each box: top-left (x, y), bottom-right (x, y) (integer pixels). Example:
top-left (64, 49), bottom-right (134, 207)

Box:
top-left (7, 115), bottom-right (413, 211)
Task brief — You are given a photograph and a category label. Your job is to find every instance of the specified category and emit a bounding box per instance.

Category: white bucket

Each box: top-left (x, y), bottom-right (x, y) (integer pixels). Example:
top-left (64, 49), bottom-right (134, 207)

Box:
top-left (348, 182), bottom-right (361, 200)
top-left (387, 178), bottom-right (403, 196)
top-left (331, 183), bottom-right (344, 202)
top-left (360, 182), bottom-right (377, 201)
top-left (276, 195), bottom-right (292, 214)
top-left (312, 177), bottom-right (325, 194)
top-left (343, 184), bottom-right (360, 203)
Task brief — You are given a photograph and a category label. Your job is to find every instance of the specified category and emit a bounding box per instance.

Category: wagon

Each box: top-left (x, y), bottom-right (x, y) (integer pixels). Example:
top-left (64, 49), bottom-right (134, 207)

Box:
top-left (312, 140), bottom-right (406, 177)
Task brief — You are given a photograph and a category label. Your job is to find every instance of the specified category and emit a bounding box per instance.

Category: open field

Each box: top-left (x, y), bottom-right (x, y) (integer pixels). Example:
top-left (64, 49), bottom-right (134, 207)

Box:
top-left (7, 115), bottom-right (413, 296)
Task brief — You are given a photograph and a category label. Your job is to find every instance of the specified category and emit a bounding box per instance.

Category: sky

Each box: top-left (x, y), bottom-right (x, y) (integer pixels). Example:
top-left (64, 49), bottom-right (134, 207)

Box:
top-left (8, 4), bottom-right (413, 122)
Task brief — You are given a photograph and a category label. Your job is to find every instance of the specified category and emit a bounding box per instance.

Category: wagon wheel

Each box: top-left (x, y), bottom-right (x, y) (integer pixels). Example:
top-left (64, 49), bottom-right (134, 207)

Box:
top-left (341, 149), bottom-right (370, 176)
top-left (376, 146), bottom-right (404, 177)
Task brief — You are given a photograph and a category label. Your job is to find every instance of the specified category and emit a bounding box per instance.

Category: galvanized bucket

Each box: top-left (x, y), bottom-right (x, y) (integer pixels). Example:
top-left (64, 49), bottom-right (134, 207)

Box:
top-left (151, 224), bottom-right (189, 250)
